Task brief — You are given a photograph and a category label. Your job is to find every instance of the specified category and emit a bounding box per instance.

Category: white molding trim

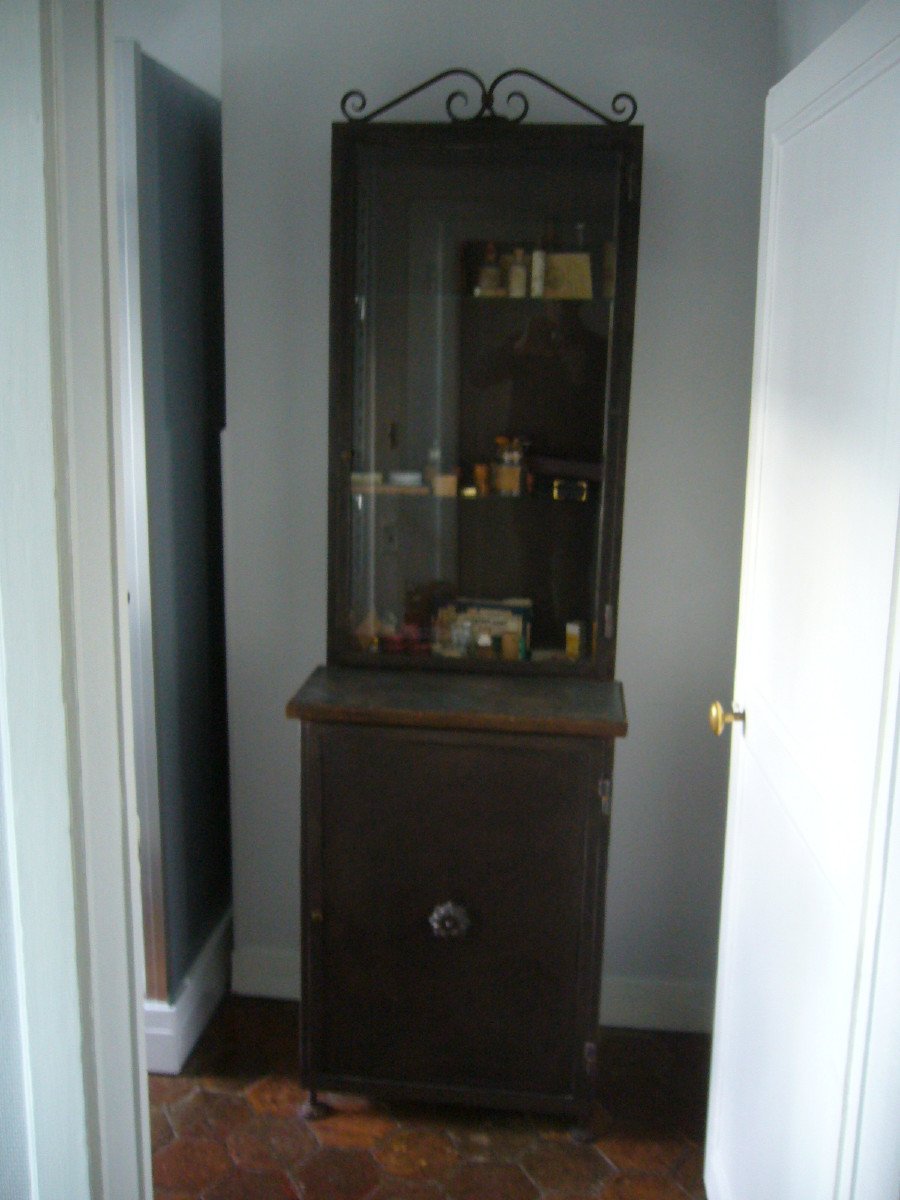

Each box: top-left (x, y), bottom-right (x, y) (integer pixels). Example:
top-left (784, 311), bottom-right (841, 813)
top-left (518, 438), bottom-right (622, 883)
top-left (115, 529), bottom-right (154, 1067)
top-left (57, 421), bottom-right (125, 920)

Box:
top-left (1, 6), bottom-right (93, 1192)
top-left (16, 2), bottom-right (152, 1195)
top-left (230, 943), bottom-right (713, 1033)
top-left (145, 911), bottom-right (233, 1074)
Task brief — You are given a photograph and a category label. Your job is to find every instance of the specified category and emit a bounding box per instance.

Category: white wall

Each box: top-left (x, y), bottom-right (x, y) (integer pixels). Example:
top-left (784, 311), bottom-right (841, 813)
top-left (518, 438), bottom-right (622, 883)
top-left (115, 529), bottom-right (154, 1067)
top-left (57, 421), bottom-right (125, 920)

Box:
top-left (221, 0), bottom-right (778, 1029)
top-left (110, 0), bottom-right (222, 97)
top-left (776, 0), bottom-right (868, 73)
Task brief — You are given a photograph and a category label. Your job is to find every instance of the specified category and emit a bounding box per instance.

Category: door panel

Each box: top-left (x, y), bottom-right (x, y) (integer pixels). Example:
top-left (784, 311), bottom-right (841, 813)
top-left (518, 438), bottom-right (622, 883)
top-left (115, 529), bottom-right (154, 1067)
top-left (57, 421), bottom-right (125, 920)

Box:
top-left (746, 64), bottom-right (900, 898)
top-left (713, 750), bottom-right (851, 1197)
top-left (313, 723), bottom-right (605, 1097)
top-left (706, 6), bottom-right (900, 1197)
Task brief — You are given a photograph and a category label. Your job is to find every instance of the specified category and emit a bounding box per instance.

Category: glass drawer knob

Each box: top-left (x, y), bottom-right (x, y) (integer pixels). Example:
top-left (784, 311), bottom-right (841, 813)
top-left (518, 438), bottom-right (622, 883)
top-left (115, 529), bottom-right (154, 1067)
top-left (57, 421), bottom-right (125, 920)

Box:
top-left (429, 900), bottom-right (470, 939)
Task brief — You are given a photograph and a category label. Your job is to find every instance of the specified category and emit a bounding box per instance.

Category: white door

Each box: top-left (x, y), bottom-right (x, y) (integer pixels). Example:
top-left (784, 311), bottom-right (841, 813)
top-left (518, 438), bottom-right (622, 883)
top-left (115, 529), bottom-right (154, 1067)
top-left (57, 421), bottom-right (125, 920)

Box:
top-left (704, 4), bottom-right (900, 1199)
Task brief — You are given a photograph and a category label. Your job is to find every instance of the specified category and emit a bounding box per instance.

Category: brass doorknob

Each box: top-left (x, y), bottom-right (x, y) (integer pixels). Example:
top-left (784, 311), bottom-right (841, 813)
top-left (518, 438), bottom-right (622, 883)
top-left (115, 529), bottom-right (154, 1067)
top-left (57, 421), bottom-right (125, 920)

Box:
top-left (709, 700), bottom-right (745, 736)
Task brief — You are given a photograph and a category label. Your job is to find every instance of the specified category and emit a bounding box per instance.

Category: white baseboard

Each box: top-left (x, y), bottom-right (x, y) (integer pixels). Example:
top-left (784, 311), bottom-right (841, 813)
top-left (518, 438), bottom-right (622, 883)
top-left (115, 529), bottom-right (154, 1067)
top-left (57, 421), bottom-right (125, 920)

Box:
top-left (230, 943), bottom-right (713, 1033)
top-left (144, 910), bottom-right (232, 1074)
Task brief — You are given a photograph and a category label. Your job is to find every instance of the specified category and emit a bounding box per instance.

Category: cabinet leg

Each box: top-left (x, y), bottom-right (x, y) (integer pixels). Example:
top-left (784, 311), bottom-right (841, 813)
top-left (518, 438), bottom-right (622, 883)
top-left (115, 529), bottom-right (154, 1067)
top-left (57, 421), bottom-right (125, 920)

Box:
top-left (300, 1090), bottom-right (334, 1121)
top-left (569, 1116), bottom-right (597, 1144)
top-left (570, 1037), bottom-right (600, 1141)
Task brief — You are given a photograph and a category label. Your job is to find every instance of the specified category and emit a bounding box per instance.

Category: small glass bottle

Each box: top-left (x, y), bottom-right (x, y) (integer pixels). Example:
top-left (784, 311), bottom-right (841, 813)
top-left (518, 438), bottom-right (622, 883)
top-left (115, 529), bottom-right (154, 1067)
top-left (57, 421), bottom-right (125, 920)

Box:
top-left (530, 247), bottom-right (545, 298)
top-left (508, 248), bottom-right (527, 298)
top-left (476, 242), bottom-right (502, 296)
top-left (424, 440), bottom-right (441, 486)
top-left (565, 621), bottom-right (584, 660)
top-left (475, 631), bottom-right (494, 659)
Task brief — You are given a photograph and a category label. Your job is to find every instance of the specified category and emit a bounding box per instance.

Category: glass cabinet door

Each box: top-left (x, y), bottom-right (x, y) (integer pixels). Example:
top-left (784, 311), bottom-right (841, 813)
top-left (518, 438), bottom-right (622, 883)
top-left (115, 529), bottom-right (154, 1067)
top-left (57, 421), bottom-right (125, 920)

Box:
top-left (328, 122), bottom-right (641, 677)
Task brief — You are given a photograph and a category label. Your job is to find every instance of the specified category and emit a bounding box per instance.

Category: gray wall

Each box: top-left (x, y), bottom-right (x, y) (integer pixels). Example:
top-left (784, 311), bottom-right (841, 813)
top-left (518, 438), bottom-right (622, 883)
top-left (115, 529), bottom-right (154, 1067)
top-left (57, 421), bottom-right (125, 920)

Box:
top-left (111, 0), bottom-right (221, 97)
top-left (110, 0), bottom-right (872, 1029)
top-left (221, 0), bottom-right (779, 1027)
top-left (776, 0), bottom-right (868, 73)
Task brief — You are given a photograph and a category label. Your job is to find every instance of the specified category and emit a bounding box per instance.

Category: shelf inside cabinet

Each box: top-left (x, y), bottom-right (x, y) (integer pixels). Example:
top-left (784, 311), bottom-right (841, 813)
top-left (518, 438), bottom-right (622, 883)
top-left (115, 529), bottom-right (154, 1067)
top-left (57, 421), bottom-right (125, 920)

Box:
top-left (351, 484), bottom-right (431, 496)
top-left (349, 490), bottom-right (597, 503)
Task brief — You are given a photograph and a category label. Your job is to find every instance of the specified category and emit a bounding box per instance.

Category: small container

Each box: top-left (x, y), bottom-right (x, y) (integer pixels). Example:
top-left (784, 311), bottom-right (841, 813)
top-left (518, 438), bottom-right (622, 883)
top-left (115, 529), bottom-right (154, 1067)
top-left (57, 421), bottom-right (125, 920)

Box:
top-left (432, 472), bottom-right (458, 497)
top-left (475, 632), bottom-right (494, 659)
top-left (424, 441), bottom-right (442, 486)
top-left (507, 248), bottom-right (527, 298)
top-left (530, 248), bottom-right (546, 298)
top-left (476, 242), bottom-right (503, 296)
top-left (565, 621), bottom-right (584, 660)
top-left (491, 462), bottom-right (522, 496)
top-left (450, 618), bottom-right (473, 655)
top-left (389, 470), bottom-right (423, 487)
top-left (379, 633), bottom-right (406, 654)
top-left (473, 463), bottom-right (490, 496)
top-left (552, 478), bottom-right (588, 502)
top-left (501, 630), bottom-right (521, 661)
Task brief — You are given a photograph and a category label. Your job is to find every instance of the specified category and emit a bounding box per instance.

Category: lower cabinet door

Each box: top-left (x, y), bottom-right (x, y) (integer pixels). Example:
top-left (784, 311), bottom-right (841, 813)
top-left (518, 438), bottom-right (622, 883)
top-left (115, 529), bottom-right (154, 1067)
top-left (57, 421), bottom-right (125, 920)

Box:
top-left (301, 721), bottom-right (610, 1110)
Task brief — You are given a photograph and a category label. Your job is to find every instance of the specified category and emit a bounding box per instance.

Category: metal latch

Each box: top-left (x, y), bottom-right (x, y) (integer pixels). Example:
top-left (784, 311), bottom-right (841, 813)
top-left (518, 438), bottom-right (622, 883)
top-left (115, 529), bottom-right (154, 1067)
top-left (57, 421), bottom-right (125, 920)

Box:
top-left (584, 1040), bottom-right (598, 1075)
top-left (598, 779), bottom-right (612, 817)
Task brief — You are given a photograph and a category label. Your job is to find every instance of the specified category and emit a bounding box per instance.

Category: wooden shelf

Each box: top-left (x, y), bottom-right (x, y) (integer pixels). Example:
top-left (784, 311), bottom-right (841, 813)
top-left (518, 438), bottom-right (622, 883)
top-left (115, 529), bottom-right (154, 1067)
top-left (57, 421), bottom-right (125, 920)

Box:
top-left (351, 483), bottom-right (430, 496)
top-left (288, 664), bottom-right (627, 738)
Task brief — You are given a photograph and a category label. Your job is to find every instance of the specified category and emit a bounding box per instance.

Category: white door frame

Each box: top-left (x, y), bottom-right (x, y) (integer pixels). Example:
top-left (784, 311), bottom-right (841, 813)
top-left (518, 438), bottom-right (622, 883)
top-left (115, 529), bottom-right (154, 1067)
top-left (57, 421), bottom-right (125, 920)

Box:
top-left (65, 2), bottom-right (152, 1191)
top-left (1, 1), bottom-right (151, 1195)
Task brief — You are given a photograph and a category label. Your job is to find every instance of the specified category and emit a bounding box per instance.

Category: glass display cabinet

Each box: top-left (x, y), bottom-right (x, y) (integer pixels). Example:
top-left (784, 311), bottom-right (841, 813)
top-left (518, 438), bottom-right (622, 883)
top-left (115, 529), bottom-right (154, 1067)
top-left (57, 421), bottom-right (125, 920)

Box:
top-left (289, 72), bottom-right (642, 1132)
top-left (327, 87), bottom-right (641, 679)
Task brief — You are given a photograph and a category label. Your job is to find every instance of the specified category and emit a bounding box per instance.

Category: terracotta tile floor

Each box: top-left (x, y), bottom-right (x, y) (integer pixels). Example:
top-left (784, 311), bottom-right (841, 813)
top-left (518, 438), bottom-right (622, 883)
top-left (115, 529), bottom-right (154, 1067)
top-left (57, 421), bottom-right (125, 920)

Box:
top-left (150, 996), bottom-right (709, 1200)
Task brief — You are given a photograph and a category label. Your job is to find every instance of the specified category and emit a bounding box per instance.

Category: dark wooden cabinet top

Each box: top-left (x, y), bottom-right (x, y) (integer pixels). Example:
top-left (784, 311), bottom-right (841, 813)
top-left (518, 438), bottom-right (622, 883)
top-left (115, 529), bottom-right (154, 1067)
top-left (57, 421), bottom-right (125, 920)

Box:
top-left (287, 665), bottom-right (627, 738)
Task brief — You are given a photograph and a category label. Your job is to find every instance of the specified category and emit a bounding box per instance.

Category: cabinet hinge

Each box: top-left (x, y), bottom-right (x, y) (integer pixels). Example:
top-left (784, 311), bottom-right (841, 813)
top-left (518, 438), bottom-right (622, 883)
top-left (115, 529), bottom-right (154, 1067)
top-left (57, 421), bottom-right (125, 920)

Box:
top-left (598, 778), bottom-right (612, 818)
top-left (604, 604), bottom-right (614, 640)
top-left (583, 1040), bottom-right (598, 1077)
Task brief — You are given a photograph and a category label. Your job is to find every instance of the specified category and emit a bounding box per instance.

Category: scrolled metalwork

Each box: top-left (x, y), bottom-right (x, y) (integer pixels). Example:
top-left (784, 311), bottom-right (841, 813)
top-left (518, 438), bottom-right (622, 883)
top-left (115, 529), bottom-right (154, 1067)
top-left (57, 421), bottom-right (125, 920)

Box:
top-left (340, 68), bottom-right (637, 125)
top-left (341, 68), bottom-right (488, 123)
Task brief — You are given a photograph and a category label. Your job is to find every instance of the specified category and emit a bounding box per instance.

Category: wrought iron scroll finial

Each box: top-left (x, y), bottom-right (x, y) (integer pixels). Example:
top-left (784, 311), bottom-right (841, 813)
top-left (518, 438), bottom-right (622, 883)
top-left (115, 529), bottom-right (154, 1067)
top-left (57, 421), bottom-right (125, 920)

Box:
top-left (340, 69), bottom-right (637, 125)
